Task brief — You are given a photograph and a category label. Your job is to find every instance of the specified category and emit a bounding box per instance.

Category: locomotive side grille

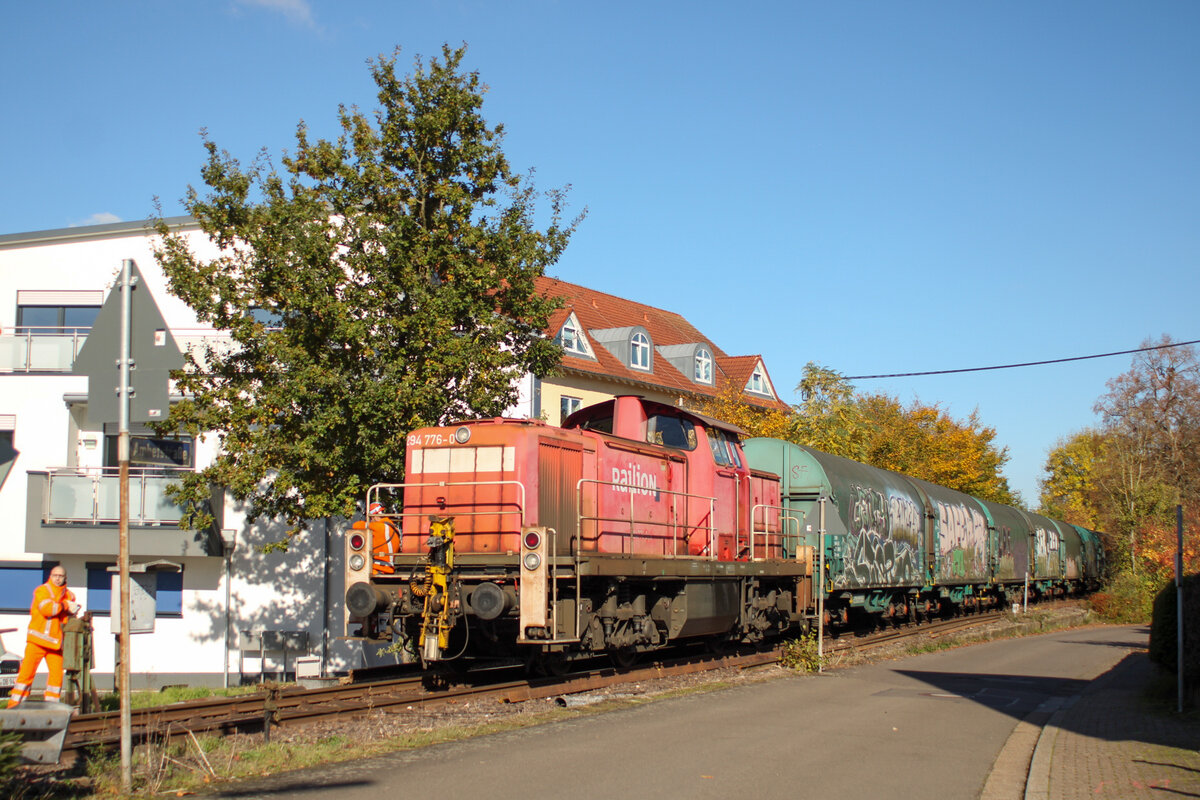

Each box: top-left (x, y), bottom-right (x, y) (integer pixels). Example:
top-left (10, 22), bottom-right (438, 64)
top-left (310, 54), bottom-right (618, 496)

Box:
top-left (538, 440), bottom-right (581, 541)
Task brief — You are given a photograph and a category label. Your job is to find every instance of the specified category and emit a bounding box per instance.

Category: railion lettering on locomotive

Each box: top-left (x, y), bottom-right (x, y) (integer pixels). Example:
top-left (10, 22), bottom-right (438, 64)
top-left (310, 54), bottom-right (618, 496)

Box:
top-left (610, 462), bottom-right (660, 498)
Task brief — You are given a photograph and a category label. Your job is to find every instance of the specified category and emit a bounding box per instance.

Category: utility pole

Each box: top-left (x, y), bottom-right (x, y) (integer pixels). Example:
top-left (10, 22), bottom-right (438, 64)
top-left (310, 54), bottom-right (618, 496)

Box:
top-left (117, 259), bottom-right (133, 792)
top-left (1177, 503), bottom-right (1184, 714)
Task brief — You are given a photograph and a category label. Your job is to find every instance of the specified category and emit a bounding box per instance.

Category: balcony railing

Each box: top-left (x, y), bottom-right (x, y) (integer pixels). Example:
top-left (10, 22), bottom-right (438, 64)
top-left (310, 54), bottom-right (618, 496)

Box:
top-left (0, 328), bottom-right (89, 372)
top-left (41, 467), bottom-right (190, 525)
top-left (0, 328), bottom-right (233, 374)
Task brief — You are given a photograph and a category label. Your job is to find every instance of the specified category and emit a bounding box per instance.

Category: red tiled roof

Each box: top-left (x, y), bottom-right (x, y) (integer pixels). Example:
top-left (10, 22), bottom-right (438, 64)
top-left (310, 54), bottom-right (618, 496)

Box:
top-left (535, 276), bottom-right (790, 412)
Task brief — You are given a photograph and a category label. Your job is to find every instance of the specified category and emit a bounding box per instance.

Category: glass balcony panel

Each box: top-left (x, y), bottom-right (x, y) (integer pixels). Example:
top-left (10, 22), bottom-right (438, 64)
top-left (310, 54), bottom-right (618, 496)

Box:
top-left (96, 474), bottom-right (122, 520)
top-left (0, 337), bottom-right (29, 371)
top-left (48, 474), bottom-right (97, 521)
top-left (28, 335), bottom-right (78, 371)
top-left (0, 332), bottom-right (84, 372)
top-left (142, 476), bottom-right (185, 523)
top-left (45, 469), bottom-right (187, 525)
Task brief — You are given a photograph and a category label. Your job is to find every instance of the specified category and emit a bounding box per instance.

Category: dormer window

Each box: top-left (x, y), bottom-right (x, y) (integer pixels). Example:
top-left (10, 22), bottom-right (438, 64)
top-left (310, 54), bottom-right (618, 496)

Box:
top-left (745, 363), bottom-right (775, 398)
top-left (588, 324), bottom-right (651, 372)
top-left (630, 332), bottom-right (651, 370)
top-left (556, 312), bottom-right (594, 358)
top-left (694, 347), bottom-right (713, 384)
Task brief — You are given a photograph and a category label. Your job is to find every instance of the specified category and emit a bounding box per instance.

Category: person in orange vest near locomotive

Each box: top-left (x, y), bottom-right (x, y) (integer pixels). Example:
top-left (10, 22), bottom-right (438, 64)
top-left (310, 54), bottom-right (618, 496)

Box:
top-left (365, 502), bottom-right (401, 574)
top-left (6, 564), bottom-right (79, 708)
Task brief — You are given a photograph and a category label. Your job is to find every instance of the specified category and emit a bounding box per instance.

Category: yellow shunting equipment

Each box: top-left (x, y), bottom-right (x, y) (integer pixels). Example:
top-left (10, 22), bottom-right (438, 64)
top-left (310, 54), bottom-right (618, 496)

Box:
top-left (412, 515), bottom-right (456, 663)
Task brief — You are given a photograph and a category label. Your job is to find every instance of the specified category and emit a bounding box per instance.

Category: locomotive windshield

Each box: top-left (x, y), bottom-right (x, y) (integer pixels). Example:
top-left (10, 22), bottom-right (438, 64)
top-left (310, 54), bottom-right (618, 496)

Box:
top-left (707, 427), bottom-right (743, 468)
top-left (646, 413), bottom-right (697, 450)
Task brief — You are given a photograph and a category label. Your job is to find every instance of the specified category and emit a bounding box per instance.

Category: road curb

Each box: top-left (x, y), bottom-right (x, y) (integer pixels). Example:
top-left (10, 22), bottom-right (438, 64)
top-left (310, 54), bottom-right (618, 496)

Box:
top-left (980, 703), bottom-right (1057, 800)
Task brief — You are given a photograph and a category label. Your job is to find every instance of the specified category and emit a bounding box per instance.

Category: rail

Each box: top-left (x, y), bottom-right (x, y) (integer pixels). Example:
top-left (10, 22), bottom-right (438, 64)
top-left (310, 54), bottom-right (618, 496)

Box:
top-left (574, 477), bottom-right (717, 559)
top-left (58, 603), bottom-right (1086, 766)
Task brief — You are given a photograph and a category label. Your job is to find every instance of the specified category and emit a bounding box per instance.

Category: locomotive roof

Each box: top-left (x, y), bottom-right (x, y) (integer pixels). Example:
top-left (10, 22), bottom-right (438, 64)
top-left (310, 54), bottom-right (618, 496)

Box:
top-left (562, 396), bottom-right (747, 437)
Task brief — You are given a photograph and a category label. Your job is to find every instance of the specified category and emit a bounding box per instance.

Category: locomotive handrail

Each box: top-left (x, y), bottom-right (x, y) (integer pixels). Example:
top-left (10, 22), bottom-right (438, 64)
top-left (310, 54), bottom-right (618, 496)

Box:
top-left (364, 480), bottom-right (528, 534)
top-left (574, 478), bottom-right (717, 560)
top-left (748, 503), bottom-right (805, 561)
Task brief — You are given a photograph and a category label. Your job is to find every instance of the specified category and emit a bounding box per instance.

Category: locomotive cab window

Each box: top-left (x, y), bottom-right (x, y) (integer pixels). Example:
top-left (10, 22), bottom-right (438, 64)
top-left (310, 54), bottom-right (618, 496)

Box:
top-left (576, 414), bottom-right (613, 434)
top-left (646, 414), bottom-right (696, 450)
top-left (706, 427), bottom-right (743, 468)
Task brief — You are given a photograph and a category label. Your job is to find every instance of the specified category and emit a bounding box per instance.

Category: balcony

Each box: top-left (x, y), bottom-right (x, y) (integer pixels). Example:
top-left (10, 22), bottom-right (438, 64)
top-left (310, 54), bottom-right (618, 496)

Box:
top-left (26, 468), bottom-right (224, 557)
top-left (0, 328), bottom-right (88, 372)
top-left (0, 328), bottom-right (232, 374)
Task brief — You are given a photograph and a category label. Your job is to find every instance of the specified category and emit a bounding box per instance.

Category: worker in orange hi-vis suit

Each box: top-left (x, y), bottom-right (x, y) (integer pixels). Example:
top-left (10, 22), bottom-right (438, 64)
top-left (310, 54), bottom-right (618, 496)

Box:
top-left (367, 502), bottom-right (402, 575)
top-left (6, 564), bottom-right (79, 708)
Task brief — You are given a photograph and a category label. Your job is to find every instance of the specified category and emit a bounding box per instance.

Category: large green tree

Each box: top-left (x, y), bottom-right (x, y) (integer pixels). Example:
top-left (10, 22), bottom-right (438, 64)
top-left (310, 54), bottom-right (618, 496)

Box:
top-left (154, 45), bottom-right (580, 535)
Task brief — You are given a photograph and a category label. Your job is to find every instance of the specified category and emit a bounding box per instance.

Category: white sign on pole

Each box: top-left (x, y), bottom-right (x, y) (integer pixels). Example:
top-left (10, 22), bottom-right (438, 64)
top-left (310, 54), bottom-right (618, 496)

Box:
top-left (109, 572), bottom-right (157, 634)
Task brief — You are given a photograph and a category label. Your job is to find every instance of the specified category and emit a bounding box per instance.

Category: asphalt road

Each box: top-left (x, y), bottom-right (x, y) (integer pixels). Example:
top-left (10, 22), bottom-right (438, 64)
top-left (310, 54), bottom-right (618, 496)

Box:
top-left (206, 624), bottom-right (1145, 800)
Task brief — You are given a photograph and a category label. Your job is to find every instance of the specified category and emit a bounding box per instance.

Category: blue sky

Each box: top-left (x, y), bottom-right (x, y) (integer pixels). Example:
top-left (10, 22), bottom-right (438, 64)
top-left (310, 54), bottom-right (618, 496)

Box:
top-left (4, 1), bottom-right (1198, 504)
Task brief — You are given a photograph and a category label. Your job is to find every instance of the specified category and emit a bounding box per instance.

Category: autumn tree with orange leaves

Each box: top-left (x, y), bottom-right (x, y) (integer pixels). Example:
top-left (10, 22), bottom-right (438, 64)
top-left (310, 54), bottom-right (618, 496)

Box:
top-left (1041, 336), bottom-right (1200, 577)
top-left (1040, 336), bottom-right (1200, 622)
top-left (695, 362), bottom-right (1018, 506)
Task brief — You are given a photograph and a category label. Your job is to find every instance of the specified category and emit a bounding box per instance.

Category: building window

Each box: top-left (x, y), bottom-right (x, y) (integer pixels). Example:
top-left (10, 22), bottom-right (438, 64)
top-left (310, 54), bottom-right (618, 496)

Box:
top-left (560, 395), bottom-right (582, 421)
top-left (16, 305), bottom-right (100, 334)
top-left (746, 365), bottom-right (774, 397)
top-left (248, 307), bottom-right (283, 328)
top-left (556, 313), bottom-right (593, 358)
top-left (630, 332), bottom-right (650, 370)
top-left (103, 435), bottom-right (194, 470)
top-left (561, 320), bottom-right (584, 354)
top-left (0, 424), bottom-right (17, 492)
top-left (0, 564), bottom-right (49, 613)
top-left (694, 347), bottom-right (713, 384)
top-left (86, 564), bottom-right (183, 617)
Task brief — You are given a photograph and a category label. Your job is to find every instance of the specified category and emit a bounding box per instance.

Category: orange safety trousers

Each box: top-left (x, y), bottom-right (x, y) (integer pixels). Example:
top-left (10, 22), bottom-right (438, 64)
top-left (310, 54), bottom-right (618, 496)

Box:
top-left (5, 640), bottom-right (63, 708)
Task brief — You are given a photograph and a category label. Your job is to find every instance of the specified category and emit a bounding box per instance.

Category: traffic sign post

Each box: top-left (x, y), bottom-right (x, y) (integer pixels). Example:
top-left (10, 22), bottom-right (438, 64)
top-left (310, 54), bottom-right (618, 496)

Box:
top-left (73, 259), bottom-right (183, 791)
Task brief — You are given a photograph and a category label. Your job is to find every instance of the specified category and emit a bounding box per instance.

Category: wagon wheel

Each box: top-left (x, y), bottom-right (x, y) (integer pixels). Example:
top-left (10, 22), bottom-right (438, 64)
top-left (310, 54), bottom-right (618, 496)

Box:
top-left (704, 637), bottom-right (729, 657)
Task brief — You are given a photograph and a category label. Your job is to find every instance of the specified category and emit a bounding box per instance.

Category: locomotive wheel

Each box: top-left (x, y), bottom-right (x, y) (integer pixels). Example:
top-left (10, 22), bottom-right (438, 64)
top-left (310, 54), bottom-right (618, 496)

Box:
top-left (528, 651), bottom-right (569, 677)
top-left (608, 647), bottom-right (639, 669)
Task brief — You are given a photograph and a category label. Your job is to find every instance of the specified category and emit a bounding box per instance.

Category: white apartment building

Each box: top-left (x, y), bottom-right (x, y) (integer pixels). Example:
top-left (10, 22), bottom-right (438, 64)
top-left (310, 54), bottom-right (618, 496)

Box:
top-left (0, 217), bottom-right (354, 689)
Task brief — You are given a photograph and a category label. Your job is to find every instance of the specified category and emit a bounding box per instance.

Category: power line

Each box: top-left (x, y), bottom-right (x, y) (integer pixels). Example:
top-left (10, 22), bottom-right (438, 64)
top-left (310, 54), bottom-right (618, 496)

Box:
top-left (844, 338), bottom-right (1200, 381)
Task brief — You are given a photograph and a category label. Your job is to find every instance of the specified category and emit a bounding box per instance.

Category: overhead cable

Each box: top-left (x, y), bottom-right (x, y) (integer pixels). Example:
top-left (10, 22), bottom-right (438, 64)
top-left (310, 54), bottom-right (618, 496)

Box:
top-left (844, 338), bottom-right (1200, 381)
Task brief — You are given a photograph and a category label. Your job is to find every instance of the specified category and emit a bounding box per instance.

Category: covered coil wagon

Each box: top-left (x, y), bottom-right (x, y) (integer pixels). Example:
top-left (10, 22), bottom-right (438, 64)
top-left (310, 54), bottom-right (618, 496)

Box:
top-left (741, 438), bottom-right (1102, 623)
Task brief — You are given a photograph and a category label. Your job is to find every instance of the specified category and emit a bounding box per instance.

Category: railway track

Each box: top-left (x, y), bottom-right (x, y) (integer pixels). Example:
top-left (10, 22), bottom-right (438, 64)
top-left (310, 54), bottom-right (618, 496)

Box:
top-left (60, 604), bottom-right (1080, 761)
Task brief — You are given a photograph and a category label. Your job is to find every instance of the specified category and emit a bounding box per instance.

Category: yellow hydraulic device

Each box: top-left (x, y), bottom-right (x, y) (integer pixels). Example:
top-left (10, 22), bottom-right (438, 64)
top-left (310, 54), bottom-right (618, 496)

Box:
top-left (412, 515), bottom-right (456, 663)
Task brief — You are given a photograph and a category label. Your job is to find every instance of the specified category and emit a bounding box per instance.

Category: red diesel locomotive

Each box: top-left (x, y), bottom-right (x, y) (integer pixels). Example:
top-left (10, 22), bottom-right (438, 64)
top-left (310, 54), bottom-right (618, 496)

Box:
top-left (344, 395), bottom-right (1102, 670)
top-left (344, 395), bottom-right (812, 669)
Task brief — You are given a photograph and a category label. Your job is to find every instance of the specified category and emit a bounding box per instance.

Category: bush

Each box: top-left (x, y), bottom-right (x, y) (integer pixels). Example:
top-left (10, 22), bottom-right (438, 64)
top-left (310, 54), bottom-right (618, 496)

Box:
top-left (779, 628), bottom-right (823, 672)
top-left (1149, 575), bottom-right (1200, 691)
top-left (1091, 569), bottom-right (1165, 623)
